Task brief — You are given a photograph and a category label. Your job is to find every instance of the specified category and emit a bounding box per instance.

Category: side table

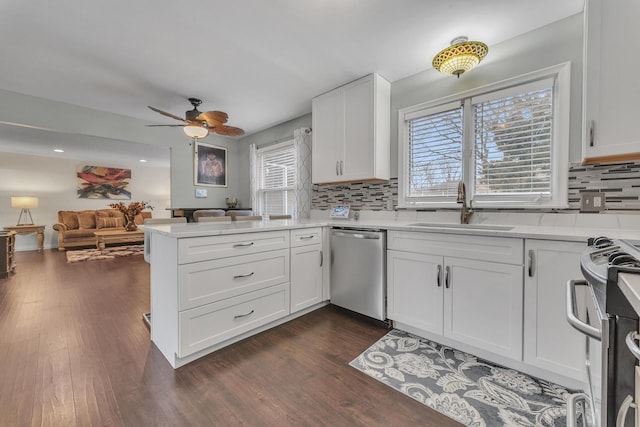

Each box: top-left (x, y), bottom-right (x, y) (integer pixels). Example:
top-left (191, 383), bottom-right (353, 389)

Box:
top-left (3, 225), bottom-right (45, 252)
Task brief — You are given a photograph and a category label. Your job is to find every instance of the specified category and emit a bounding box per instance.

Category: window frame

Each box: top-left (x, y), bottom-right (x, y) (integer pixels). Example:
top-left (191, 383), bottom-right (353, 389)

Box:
top-left (398, 62), bottom-right (571, 209)
top-left (255, 139), bottom-right (296, 217)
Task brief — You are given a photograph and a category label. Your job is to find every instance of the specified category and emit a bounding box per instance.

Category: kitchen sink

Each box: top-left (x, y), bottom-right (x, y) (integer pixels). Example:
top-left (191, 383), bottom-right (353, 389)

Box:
top-left (407, 222), bottom-right (514, 231)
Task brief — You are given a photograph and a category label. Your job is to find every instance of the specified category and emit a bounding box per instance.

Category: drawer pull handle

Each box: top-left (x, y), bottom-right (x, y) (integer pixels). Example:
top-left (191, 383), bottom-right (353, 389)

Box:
top-left (300, 235), bottom-right (315, 240)
top-left (234, 309), bottom-right (255, 319)
top-left (233, 242), bottom-right (254, 248)
top-left (233, 272), bottom-right (255, 279)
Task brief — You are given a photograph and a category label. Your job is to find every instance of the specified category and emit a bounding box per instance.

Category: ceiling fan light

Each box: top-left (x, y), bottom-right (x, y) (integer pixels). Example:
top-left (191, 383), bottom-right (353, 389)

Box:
top-left (183, 124), bottom-right (208, 139)
top-left (432, 37), bottom-right (488, 77)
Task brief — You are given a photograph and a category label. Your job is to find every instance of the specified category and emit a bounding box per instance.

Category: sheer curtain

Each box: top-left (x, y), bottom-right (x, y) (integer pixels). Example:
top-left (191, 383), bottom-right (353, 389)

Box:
top-left (294, 127), bottom-right (312, 219)
top-left (249, 127), bottom-right (312, 219)
top-left (249, 143), bottom-right (258, 215)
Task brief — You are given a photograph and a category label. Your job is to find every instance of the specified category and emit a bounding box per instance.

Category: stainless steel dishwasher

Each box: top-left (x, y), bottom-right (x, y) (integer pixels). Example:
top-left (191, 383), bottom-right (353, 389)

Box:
top-left (330, 228), bottom-right (386, 321)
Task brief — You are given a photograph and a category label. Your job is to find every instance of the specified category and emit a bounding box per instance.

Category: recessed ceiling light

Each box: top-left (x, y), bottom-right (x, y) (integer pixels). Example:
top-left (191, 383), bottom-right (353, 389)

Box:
top-left (139, 159), bottom-right (147, 163)
top-left (53, 149), bottom-right (64, 153)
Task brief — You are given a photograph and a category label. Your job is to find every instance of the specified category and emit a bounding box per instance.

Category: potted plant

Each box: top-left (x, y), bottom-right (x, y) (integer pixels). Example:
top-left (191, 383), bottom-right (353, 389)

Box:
top-left (109, 201), bottom-right (153, 231)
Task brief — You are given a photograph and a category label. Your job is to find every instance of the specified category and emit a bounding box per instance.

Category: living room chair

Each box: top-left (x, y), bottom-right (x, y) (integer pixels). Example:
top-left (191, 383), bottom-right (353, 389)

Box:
top-left (143, 217), bottom-right (187, 224)
top-left (233, 215), bottom-right (263, 222)
top-left (269, 215), bottom-right (292, 220)
top-left (193, 209), bottom-right (226, 222)
top-left (198, 216), bottom-right (232, 222)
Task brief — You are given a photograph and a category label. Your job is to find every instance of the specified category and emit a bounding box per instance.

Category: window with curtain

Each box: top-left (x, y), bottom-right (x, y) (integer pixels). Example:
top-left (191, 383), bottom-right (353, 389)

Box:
top-left (256, 140), bottom-right (296, 217)
top-left (399, 63), bottom-right (569, 209)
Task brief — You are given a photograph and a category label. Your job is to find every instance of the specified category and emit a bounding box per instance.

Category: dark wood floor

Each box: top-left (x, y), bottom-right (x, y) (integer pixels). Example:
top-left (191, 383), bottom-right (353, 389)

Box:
top-left (0, 250), bottom-right (462, 427)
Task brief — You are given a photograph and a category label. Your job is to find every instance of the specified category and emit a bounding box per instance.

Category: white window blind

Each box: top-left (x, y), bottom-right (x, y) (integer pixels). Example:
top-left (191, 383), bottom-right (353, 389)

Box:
top-left (257, 141), bottom-right (296, 217)
top-left (407, 102), bottom-right (463, 200)
top-left (473, 79), bottom-right (554, 199)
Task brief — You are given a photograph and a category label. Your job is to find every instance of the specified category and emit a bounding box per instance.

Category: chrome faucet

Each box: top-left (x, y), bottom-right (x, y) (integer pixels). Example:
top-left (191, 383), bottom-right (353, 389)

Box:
top-left (456, 181), bottom-right (473, 224)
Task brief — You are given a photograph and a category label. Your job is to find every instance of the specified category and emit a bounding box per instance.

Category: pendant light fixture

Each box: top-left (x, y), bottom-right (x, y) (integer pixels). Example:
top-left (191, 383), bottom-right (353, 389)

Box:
top-left (432, 36), bottom-right (488, 78)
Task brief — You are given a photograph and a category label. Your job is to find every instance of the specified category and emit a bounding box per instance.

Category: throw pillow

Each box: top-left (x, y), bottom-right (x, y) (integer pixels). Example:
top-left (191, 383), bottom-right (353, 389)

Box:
top-left (134, 212), bottom-right (152, 225)
top-left (96, 217), bottom-right (124, 229)
top-left (60, 211), bottom-right (79, 230)
top-left (77, 212), bottom-right (97, 229)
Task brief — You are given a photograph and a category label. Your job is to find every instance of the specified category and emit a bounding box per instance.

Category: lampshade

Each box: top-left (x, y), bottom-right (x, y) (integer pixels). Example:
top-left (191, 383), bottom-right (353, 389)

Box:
top-left (11, 196), bottom-right (38, 225)
top-left (183, 124), bottom-right (209, 139)
top-left (11, 196), bottom-right (38, 209)
top-left (432, 36), bottom-right (488, 78)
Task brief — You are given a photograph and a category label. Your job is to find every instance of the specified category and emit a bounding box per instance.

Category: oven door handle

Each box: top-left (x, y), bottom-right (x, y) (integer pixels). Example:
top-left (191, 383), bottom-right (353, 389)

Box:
top-left (566, 279), bottom-right (602, 341)
top-left (626, 331), bottom-right (640, 361)
top-left (566, 393), bottom-right (589, 427)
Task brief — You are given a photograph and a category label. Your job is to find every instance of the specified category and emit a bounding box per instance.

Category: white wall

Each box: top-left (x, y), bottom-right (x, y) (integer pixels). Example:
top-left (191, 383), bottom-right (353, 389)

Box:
top-left (0, 152), bottom-right (170, 251)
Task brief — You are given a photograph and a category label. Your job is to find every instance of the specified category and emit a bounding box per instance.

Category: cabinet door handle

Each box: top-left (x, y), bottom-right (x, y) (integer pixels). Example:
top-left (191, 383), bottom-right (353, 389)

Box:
top-left (340, 160), bottom-right (343, 175)
top-left (528, 249), bottom-right (535, 277)
top-left (336, 161), bottom-right (339, 175)
top-left (589, 120), bottom-right (595, 147)
top-left (233, 242), bottom-right (254, 248)
top-left (436, 265), bottom-right (442, 287)
top-left (234, 309), bottom-right (255, 319)
top-left (320, 250), bottom-right (323, 267)
top-left (445, 266), bottom-right (450, 289)
top-left (233, 272), bottom-right (255, 279)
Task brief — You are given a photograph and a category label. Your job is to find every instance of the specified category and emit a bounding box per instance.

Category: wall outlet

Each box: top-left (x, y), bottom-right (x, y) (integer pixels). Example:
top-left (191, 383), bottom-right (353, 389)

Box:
top-left (580, 191), bottom-right (606, 212)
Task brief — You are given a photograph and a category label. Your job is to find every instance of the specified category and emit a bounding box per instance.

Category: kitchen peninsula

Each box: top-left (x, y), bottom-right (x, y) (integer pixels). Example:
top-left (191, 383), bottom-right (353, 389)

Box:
top-left (144, 215), bottom-right (640, 390)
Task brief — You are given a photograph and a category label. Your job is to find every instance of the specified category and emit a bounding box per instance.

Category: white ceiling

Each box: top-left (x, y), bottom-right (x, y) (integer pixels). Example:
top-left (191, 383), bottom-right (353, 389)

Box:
top-left (0, 0), bottom-right (582, 145)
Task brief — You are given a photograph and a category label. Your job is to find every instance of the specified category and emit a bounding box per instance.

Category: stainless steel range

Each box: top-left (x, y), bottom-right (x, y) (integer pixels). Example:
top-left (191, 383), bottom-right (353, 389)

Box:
top-left (566, 237), bottom-right (640, 427)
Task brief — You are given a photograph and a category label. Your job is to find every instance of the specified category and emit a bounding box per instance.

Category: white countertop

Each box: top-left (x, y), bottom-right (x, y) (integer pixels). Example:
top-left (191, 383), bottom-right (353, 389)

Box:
top-left (142, 216), bottom-right (640, 243)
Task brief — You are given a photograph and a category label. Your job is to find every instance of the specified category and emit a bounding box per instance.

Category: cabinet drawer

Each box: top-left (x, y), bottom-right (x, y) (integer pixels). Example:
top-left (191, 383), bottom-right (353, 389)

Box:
top-left (178, 283), bottom-right (290, 357)
top-left (290, 227), bottom-right (322, 247)
top-left (388, 231), bottom-right (523, 265)
top-left (179, 249), bottom-right (289, 310)
top-left (178, 230), bottom-right (289, 264)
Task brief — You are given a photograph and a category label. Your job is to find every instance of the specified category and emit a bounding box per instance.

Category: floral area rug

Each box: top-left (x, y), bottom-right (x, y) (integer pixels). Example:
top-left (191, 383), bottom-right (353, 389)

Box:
top-left (66, 244), bottom-right (144, 263)
top-left (350, 329), bottom-right (584, 427)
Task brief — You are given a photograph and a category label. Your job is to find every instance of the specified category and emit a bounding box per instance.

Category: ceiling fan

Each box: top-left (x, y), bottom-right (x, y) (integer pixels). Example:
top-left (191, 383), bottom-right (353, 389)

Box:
top-left (147, 98), bottom-right (245, 139)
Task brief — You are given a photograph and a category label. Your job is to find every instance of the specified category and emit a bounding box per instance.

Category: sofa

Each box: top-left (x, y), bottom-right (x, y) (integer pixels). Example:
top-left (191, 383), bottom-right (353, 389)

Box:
top-left (53, 209), bottom-right (152, 251)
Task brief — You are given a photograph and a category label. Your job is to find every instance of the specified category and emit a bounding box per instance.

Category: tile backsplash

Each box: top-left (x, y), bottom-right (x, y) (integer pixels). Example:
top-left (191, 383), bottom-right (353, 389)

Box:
top-left (312, 161), bottom-right (640, 211)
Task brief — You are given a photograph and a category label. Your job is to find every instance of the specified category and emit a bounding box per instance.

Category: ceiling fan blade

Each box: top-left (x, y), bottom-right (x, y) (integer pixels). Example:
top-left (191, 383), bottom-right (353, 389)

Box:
top-left (214, 125), bottom-right (245, 137)
top-left (196, 111), bottom-right (229, 126)
top-left (146, 124), bottom-right (185, 127)
top-left (148, 106), bottom-right (187, 122)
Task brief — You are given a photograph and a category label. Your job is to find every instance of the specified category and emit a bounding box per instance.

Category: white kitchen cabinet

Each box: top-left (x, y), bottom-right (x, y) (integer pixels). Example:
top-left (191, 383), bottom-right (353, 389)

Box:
top-left (387, 231), bottom-right (524, 360)
top-left (311, 73), bottom-right (390, 184)
top-left (582, 0), bottom-right (640, 162)
top-left (387, 250), bottom-right (443, 335)
top-left (150, 230), bottom-right (293, 368)
top-left (290, 227), bottom-right (324, 313)
top-left (523, 239), bottom-right (586, 384)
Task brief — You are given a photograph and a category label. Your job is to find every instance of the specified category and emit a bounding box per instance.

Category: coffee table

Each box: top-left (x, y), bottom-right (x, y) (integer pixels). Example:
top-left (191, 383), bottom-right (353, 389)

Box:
top-left (94, 229), bottom-right (144, 250)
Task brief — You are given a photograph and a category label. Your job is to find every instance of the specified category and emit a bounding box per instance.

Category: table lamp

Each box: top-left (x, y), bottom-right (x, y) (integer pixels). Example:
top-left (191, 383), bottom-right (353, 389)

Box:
top-left (11, 196), bottom-right (38, 225)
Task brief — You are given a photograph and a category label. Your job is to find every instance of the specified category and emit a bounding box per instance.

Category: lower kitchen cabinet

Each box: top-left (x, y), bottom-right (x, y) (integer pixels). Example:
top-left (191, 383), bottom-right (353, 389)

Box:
top-left (387, 231), bottom-right (524, 360)
top-left (444, 257), bottom-right (523, 360)
top-left (387, 250), bottom-right (443, 334)
top-left (179, 283), bottom-right (290, 357)
top-left (523, 239), bottom-right (586, 383)
top-left (290, 243), bottom-right (323, 313)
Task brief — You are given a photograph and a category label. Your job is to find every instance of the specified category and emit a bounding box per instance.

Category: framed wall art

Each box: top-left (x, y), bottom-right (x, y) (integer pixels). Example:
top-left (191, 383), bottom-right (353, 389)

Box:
top-left (194, 141), bottom-right (227, 187)
top-left (77, 165), bottom-right (131, 199)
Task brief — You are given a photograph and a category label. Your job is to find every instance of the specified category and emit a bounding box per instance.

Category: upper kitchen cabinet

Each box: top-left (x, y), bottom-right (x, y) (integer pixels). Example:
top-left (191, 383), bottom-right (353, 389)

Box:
top-left (582, 0), bottom-right (640, 162)
top-left (312, 73), bottom-right (390, 184)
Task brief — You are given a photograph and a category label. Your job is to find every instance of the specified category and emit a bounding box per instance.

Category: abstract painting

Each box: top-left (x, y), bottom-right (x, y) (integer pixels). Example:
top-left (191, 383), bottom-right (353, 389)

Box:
top-left (194, 141), bottom-right (227, 187)
top-left (77, 165), bottom-right (131, 199)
